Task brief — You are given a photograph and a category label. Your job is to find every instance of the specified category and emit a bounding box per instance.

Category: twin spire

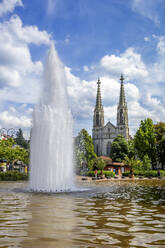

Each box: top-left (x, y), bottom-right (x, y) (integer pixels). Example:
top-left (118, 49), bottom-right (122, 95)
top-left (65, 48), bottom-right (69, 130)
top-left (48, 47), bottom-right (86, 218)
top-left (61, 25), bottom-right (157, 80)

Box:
top-left (95, 74), bottom-right (126, 108)
top-left (95, 78), bottom-right (103, 109)
top-left (119, 74), bottom-right (126, 106)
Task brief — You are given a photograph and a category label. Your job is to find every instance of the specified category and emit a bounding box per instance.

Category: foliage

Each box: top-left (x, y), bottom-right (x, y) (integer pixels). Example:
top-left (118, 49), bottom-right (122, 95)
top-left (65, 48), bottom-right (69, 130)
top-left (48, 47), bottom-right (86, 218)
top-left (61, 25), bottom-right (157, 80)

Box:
top-left (124, 156), bottom-right (143, 170)
top-left (96, 158), bottom-right (106, 172)
top-left (75, 129), bottom-right (96, 172)
top-left (142, 154), bottom-right (151, 170)
top-left (127, 139), bottom-right (135, 159)
top-left (122, 170), bottom-right (165, 178)
top-left (154, 122), bottom-right (165, 169)
top-left (110, 135), bottom-right (129, 162)
top-left (0, 171), bottom-right (28, 181)
top-left (15, 128), bottom-right (29, 150)
top-left (134, 118), bottom-right (157, 168)
top-left (0, 138), bottom-right (29, 165)
top-left (87, 170), bottom-right (115, 178)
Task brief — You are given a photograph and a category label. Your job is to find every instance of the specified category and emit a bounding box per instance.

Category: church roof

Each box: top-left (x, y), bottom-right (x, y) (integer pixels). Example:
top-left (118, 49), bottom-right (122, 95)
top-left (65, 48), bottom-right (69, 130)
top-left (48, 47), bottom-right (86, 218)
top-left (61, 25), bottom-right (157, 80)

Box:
top-left (104, 121), bottom-right (116, 129)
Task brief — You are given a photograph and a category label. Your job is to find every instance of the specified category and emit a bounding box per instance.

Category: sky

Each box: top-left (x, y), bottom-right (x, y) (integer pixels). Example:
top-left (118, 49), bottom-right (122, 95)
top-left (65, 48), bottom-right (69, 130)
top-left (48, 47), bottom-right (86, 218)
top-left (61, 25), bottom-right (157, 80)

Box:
top-left (0, 0), bottom-right (165, 138)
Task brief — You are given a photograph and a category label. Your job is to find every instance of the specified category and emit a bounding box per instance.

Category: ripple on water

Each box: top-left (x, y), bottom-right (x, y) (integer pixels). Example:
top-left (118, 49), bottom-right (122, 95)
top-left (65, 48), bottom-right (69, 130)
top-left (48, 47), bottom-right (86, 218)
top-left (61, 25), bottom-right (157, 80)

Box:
top-left (0, 180), bottom-right (165, 248)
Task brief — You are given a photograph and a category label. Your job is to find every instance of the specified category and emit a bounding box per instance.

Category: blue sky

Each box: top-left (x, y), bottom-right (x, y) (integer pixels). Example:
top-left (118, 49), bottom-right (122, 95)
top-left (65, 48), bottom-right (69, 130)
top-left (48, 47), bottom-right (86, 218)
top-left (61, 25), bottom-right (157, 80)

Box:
top-left (0, 0), bottom-right (165, 138)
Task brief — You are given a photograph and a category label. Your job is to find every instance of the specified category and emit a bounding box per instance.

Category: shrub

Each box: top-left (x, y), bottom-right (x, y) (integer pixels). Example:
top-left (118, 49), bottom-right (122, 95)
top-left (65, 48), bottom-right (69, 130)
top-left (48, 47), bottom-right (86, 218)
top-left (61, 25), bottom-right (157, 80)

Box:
top-left (122, 170), bottom-right (165, 178)
top-left (87, 170), bottom-right (115, 178)
top-left (122, 171), bottom-right (130, 177)
top-left (0, 171), bottom-right (28, 181)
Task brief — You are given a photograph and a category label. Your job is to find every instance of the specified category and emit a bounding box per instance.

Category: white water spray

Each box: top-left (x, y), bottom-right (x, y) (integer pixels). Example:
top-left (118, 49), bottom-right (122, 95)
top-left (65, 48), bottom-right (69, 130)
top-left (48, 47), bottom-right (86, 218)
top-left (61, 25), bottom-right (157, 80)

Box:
top-left (29, 44), bottom-right (75, 192)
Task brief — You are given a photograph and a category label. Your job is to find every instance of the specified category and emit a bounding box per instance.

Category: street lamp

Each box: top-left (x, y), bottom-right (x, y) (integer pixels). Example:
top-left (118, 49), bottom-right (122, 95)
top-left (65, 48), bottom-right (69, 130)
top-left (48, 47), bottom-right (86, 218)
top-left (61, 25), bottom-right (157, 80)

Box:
top-left (0, 128), bottom-right (16, 137)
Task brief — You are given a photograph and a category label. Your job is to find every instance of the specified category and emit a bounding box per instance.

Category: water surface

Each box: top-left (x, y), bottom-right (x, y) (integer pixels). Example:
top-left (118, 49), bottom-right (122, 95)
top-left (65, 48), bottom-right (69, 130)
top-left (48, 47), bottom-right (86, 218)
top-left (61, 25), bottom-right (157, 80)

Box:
top-left (0, 179), bottom-right (165, 248)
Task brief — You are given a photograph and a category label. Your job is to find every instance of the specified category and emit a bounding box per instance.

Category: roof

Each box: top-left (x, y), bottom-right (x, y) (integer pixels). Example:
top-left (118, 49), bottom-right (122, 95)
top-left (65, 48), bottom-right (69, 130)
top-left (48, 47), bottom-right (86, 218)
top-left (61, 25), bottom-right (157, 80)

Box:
top-left (98, 156), bottom-right (124, 167)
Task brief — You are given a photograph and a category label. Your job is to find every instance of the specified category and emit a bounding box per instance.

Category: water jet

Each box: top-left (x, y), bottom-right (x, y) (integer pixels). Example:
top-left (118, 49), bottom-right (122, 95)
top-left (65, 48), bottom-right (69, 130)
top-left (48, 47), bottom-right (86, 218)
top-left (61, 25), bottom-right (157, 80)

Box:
top-left (29, 44), bottom-right (75, 192)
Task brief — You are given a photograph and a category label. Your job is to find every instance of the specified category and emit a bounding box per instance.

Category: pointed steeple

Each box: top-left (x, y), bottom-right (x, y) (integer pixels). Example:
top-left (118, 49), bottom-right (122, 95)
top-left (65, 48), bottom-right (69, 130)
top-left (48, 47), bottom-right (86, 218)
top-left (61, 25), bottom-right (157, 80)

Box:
top-left (93, 78), bottom-right (104, 128)
top-left (119, 74), bottom-right (126, 106)
top-left (117, 74), bottom-right (129, 140)
top-left (95, 78), bottom-right (103, 109)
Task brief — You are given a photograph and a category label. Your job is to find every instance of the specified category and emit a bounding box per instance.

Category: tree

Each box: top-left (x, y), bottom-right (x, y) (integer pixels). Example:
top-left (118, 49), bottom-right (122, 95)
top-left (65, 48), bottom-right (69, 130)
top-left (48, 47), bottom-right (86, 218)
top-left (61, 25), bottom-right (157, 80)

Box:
top-left (15, 128), bottom-right (29, 150)
top-left (124, 156), bottom-right (143, 177)
top-left (134, 118), bottom-right (157, 169)
top-left (110, 135), bottom-right (129, 162)
top-left (154, 122), bottom-right (165, 169)
top-left (0, 138), bottom-right (29, 165)
top-left (142, 154), bottom-right (151, 171)
top-left (75, 129), bottom-right (96, 172)
top-left (96, 158), bottom-right (106, 175)
top-left (127, 139), bottom-right (135, 159)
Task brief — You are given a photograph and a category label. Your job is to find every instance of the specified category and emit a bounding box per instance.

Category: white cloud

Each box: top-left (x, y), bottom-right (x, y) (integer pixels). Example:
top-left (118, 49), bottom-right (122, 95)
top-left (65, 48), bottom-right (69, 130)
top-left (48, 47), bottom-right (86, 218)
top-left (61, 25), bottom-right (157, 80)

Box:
top-left (131, 0), bottom-right (160, 25)
top-left (0, 0), bottom-right (23, 17)
top-left (83, 65), bottom-right (89, 72)
top-left (47, 0), bottom-right (57, 16)
top-left (144, 37), bottom-right (149, 42)
top-left (100, 48), bottom-right (148, 79)
top-left (0, 14), bottom-right (51, 91)
top-left (0, 110), bottom-right (31, 129)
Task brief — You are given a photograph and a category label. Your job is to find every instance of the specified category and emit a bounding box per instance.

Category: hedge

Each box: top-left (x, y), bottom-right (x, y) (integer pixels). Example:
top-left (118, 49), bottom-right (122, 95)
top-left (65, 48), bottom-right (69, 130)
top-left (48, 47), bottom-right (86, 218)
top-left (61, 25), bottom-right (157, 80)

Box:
top-left (87, 170), bottom-right (115, 178)
top-left (0, 171), bottom-right (28, 181)
top-left (122, 170), bottom-right (165, 178)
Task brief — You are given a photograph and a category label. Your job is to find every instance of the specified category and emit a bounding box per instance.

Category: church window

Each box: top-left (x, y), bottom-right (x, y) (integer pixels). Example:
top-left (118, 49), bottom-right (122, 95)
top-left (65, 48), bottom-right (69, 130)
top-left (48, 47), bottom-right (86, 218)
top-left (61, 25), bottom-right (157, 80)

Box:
top-left (96, 113), bottom-right (99, 126)
top-left (106, 142), bottom-right (111, 156)
top-left (120, 110), bottom-right (124, 124)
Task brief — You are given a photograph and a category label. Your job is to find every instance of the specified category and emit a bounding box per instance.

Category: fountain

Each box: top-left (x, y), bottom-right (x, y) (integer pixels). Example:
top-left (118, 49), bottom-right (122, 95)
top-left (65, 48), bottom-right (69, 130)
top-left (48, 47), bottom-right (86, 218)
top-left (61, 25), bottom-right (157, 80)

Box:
top-left (29, 43), bottom-right (75, 192)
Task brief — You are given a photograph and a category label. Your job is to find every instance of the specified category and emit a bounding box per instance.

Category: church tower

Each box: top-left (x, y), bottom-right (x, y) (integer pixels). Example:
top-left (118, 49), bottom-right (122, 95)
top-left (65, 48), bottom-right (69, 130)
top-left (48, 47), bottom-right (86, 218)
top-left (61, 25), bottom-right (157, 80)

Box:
top-left (92, 78), bottom-right (104, 156)
top-left (117, 74), bottom-right (129, 140)
top-left (93, 78), bottom-right (104, 128)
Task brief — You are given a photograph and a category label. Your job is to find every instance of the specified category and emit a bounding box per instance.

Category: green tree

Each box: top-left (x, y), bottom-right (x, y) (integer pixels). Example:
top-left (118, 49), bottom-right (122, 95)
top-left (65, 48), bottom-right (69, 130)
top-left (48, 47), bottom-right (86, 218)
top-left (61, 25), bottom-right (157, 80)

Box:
top-left (110, 135), bottom-right (129, 162)
top-left (0, 138), bottom-right (29, 165)
top-left (124, 156), bottom-right (143, 177)
top-left (142, 154), bottom-right (151, 171)
top-left (154, 122), bottom-right (165, 169)
top-left (75, 129), bottom-right (96, 171)
top-left (15, 128), bottom-right (29, 150)
top-left (134, 118), bottom-right (157, 169)
top-left (96, 158), bottom-right (106, 175)
top-left (127, 139), bottom-right (135, 159)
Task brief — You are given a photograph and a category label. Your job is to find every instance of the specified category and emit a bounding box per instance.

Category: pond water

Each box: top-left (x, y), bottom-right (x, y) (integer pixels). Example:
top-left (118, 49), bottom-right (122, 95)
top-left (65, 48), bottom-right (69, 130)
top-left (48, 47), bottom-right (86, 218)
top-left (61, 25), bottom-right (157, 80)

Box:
top-left (0, 179), bottom-right (165, 248)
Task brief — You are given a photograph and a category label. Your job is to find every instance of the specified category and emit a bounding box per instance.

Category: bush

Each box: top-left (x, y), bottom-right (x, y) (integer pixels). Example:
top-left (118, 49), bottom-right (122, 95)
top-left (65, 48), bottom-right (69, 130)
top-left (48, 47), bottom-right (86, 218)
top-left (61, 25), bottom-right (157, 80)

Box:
top-left (122, 171), bottom-right (130, 177)
top-left (87, 170), bottom-right (115, 178)
top-left (0, 171), bottom-right (28, 181)
top-left (122, 170), bottom-right (165, 178)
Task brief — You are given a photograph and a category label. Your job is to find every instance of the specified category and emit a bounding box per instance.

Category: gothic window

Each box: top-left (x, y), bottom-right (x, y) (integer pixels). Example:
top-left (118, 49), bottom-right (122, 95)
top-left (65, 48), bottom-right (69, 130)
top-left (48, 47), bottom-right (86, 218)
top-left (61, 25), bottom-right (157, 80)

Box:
top-left (120, 110), bottom-right (124, 124)
top-left (96, 113), bottom-right (99, 126)
top-left (106, 142), bottom-right (111, 156)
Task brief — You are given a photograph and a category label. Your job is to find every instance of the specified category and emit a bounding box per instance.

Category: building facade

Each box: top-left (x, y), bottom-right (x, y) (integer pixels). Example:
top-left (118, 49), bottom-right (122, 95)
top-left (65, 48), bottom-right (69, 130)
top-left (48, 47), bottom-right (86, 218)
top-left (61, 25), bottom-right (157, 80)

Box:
top-left (92, 75), bottom-right (129, 156)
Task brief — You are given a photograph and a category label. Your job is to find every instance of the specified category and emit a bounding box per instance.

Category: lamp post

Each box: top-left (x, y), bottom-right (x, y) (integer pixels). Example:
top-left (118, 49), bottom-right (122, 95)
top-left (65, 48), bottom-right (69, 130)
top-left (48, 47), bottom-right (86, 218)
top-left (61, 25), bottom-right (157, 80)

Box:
top-left (0, 128), bottom-right (16, 137)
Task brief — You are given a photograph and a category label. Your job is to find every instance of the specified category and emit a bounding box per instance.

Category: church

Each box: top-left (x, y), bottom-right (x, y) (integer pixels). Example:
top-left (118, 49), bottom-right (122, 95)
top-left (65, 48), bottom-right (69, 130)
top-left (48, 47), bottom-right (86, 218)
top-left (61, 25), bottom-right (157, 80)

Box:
top-left (92, 74), bottom-right (129, 157)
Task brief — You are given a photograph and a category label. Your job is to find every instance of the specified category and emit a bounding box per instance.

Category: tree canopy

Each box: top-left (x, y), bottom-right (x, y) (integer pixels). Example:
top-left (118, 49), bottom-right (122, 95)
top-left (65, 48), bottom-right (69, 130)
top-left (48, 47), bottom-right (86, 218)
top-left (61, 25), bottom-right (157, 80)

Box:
top-left (154, 122), bottom-right (165, 169)
top-left (75, 129), bottom-right (96, 172)
top-left (15, 128), bottom-right (29, 150)
top-left (0, 138), bottom-right (29, 165)
top-left (134, 118), bottom-right (157, 168)
top-left (110, 135), bottom-right (129, 162)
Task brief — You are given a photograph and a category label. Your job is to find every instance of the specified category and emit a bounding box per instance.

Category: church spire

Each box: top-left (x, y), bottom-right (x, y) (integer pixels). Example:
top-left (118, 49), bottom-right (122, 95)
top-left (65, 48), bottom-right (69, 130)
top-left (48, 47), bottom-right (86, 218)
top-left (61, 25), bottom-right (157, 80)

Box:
top-left (95, 78), bottom-right (103, 109)
top-left (117, 74), bottom-right (129, 140)
top-left (93, 78), bottom-right (104, 128)
top-left (119, 74), bottom-right (126, 106)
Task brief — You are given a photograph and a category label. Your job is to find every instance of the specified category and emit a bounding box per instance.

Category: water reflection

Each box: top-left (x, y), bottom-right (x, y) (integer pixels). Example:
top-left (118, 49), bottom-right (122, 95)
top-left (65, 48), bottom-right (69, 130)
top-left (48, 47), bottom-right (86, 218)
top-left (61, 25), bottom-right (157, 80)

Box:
top-left (21, 194), bottom-right (76, 248)
top-left (0, 180), bottom-right (165, 248)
